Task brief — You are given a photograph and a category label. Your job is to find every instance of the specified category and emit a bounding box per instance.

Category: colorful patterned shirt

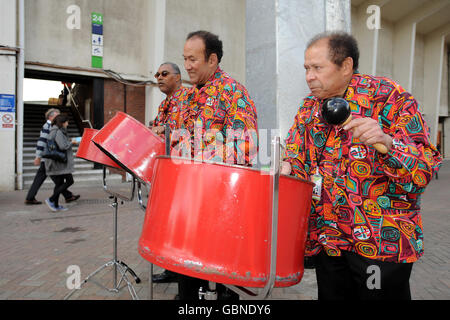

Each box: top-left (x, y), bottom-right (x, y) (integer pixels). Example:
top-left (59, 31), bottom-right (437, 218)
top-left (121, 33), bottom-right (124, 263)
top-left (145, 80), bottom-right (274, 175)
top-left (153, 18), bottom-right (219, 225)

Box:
top-left (153, 86), bottom-right (188, 131)
top-left (172, 67), bottom-right (258, 165)
top-left (284, 73), bottom-right (442, 263)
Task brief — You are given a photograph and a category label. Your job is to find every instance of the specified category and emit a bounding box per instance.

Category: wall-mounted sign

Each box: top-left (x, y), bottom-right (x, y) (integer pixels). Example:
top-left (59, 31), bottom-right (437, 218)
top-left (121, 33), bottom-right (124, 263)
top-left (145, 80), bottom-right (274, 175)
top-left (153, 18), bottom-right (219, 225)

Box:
top-left (92, 34), bottom-right (103, 46)
top-left (91, 12), bottom-right (103, 69)
top-left (0, 94), bottom-right (15, 131)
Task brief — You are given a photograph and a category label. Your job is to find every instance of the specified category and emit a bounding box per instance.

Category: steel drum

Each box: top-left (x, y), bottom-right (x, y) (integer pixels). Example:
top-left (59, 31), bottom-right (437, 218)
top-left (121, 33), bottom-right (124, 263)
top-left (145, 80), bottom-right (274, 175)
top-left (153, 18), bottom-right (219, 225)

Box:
top-left (138, 156), bottom-right (313, 288)
top-left (75, 128), bottom-right (122, 169)
top-left (91, 111), bottom-right (165, 183)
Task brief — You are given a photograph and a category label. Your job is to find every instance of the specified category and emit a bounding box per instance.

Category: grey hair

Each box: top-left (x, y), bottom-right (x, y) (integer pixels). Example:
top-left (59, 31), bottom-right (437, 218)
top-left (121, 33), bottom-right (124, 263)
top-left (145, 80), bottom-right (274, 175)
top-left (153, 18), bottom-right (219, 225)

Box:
top-left (161, 62), bottom-right (181, 74)
top-left (45, 108), bottom-right (60, 120)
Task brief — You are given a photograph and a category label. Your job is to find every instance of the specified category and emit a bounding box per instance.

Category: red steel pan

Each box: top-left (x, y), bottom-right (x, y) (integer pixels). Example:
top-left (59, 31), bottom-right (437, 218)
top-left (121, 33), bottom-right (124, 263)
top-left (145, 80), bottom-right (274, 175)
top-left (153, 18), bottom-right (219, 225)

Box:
top-left (138, 156), bottom-right (313, 288)
top-left (75, 128), bottom-right (121, 169)
top-left (91, 111), bottom-right (165, 183)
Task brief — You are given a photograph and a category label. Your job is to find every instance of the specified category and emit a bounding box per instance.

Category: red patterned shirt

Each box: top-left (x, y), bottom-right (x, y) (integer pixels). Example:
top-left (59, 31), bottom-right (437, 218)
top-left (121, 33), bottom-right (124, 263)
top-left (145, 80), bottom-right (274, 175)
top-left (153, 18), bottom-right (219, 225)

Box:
top-left (153, 86), bottom-right (188, 131)
top-left (172, 67), bottom-right (258, 165)
top-left (284, 73), bottom-right (442, 263)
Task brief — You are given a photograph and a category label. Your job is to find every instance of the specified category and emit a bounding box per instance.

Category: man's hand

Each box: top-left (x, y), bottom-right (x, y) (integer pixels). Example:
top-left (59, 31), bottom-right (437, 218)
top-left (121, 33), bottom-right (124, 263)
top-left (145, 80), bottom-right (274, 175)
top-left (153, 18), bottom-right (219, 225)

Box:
top-left (151, 125), bottom-right (165, 135)
top-left (34, 157), bottom-right (41, 166)
top-left (343, 117), bottom-right (391, 153)
top-left (281, 161), bottom-right (292, 175)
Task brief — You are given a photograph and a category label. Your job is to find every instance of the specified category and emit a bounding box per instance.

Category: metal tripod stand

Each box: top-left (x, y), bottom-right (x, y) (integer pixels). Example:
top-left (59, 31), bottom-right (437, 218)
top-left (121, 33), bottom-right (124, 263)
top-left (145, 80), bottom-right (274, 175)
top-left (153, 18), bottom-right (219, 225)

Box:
top-left (64, 167), bottom-right (141, 300)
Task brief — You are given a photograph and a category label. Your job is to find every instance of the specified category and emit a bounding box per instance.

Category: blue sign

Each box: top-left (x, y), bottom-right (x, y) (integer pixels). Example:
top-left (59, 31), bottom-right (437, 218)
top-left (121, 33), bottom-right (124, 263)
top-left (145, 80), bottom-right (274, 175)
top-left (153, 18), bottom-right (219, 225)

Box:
top-left (92, 24), bottom-right (103, 35)
top-left (0, 94), bottom-right (15, 112)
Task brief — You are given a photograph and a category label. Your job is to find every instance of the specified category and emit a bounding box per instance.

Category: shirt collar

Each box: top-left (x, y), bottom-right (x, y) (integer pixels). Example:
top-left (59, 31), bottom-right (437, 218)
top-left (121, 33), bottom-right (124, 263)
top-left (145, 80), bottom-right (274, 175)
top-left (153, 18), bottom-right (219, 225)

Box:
top-left (343, 72), bottom-right (371, 109)
top-left (201, 66), bottom-right (222, 88)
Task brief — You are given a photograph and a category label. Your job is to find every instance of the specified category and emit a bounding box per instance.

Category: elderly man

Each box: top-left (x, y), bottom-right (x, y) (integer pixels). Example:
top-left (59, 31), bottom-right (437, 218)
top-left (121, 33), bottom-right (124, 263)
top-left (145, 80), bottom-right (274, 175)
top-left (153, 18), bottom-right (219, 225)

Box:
top-left (25, 108), bottom-right (79, 205)
top-left (172, 30), bottom-right (258, 300)
top-left (150, 62), bottom-right (185, 284)
top-left (282, 31), bottom-right (441, 300)
top-left (150, 62), bottom-right (186, 136)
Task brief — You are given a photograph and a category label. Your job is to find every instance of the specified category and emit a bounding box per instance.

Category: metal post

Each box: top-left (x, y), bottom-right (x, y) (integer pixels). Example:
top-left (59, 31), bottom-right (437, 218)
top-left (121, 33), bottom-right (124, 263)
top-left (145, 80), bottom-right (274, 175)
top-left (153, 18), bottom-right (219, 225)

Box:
top-left (148, 263), bottom-right (153, 300)
top-left (16, 0), bottom-right (25, 190)
top-left (112, 197), bottom-right (118, 288)
top-left (223, 136), bottom-right (281, 299)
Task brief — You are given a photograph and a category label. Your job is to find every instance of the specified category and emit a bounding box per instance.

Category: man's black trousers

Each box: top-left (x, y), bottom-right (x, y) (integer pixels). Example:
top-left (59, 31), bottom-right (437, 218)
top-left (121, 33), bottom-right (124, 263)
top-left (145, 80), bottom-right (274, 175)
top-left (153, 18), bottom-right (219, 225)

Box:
top-left (26, 162), bottom-right (72, 201)
top-left (313, 250), bottom-right (413, 300)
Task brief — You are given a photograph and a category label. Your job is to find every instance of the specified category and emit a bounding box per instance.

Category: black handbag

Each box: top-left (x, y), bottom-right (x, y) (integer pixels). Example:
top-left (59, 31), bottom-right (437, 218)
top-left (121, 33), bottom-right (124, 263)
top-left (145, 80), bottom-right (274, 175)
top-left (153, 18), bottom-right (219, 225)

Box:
top-left (42, 139), bottom-right (67, 163)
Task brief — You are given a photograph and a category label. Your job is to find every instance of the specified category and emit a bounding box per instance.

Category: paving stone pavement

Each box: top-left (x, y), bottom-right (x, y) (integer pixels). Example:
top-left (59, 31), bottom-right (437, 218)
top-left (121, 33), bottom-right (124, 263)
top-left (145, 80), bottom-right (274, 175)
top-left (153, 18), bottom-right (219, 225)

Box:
top-left (0, 161), bottom-right (449, 300)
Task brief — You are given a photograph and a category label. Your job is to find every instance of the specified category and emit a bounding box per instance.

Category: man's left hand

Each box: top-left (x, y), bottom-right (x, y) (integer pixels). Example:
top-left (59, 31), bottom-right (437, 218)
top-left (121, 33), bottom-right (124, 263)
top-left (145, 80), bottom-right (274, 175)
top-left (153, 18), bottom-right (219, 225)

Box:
top-left (343, 117), bottom-right (392, 152)
top-left (152, 125), bottom-right (165, 135)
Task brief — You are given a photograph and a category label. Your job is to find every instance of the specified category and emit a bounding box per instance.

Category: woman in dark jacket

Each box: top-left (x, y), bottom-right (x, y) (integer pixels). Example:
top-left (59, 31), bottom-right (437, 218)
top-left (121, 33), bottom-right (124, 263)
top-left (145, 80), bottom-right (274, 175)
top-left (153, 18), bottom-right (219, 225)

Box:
top-left (45, 114), bottom-right (76, 212)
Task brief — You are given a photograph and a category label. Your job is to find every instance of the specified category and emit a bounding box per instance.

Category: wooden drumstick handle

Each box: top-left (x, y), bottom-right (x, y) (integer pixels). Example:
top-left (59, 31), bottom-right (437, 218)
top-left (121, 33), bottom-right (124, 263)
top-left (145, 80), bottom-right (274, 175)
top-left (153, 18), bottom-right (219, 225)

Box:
top-left (341, 115), bottom-right (388, 154)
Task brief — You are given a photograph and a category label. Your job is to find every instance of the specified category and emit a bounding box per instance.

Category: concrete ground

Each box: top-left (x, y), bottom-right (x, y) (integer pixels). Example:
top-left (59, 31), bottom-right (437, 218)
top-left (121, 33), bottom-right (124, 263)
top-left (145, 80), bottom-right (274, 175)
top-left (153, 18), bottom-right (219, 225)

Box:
top-left (0, 161), bottom-right (449, 300)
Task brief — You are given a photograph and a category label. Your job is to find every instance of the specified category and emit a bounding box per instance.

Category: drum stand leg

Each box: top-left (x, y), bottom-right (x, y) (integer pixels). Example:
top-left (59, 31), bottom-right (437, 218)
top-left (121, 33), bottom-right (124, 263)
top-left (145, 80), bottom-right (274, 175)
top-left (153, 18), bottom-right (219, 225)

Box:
top-left (148, 263), bottom-right (153, 300)
top-left (199, 281), bottom-right (217, 300)
top-left (64, 196), bottom-right (141, 300)
top-left (204, 137), bottom-right (282, 301)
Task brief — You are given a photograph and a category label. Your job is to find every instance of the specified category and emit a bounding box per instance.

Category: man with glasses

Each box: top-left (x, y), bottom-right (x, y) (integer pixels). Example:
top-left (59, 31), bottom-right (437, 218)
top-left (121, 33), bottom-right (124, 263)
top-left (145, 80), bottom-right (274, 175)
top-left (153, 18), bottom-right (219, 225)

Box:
top-left (149, 62), bottom-right (185, 284)
top-left (149, 62), bottom-right (186, 136)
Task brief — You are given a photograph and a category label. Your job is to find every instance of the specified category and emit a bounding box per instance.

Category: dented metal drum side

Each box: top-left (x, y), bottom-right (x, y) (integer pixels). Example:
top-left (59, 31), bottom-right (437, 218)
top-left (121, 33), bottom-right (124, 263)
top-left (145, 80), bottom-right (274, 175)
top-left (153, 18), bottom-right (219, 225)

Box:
top-left (91, 112), bottom-right (165, 183)
top-left (275, 175), bottom-right (312, 287)
top-left (138, 157), bottom-right (313, 288)
top-left (75, 128), bottom-right (121, 169)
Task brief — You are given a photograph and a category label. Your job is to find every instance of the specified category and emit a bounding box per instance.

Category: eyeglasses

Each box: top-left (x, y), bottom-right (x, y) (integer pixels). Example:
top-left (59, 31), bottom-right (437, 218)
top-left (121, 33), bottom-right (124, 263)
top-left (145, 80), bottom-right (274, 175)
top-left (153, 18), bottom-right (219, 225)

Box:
top-left (154, 71), bottom-right (171, 78)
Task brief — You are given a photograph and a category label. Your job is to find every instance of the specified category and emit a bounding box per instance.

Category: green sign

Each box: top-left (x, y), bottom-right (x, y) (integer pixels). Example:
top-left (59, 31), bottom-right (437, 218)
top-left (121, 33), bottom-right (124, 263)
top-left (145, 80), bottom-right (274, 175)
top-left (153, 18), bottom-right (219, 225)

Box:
top-left (91, 12), bottom-right (103, 69)
top-left (91, 12), bottom-right (103, 25)
top-left (92, 56), bottom-right (103, 69)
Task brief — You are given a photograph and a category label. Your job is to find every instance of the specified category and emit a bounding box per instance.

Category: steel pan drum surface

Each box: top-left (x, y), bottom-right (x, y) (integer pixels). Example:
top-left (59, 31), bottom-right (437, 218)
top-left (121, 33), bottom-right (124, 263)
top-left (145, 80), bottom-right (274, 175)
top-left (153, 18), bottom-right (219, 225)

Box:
top-left (91, 111), bottom-right (165, 183)
top-left (138, 157), bottom-right (313, 288)
top-left (75, 128), bottom-right (121, 169)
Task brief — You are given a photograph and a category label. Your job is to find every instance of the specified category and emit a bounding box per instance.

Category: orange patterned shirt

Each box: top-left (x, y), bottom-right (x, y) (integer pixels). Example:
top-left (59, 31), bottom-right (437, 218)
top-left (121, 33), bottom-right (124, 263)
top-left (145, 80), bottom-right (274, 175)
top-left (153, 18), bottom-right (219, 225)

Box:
top-left (153, 86), bottom-right (188, 131)
top-left (284, 73), bottom-right (442, 263)
top-left (170, 67), bottom-right (258, 165)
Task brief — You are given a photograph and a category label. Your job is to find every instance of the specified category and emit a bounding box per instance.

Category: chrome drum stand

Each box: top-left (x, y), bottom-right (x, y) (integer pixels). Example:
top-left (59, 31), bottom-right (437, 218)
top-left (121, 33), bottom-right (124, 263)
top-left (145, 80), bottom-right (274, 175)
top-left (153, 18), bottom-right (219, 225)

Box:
top-left (64, 167), bottom-right (141, 300)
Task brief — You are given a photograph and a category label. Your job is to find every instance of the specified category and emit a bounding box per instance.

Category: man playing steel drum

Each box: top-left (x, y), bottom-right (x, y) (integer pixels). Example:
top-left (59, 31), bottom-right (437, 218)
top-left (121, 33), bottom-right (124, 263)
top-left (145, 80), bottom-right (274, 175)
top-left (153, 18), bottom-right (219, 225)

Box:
top-left (171, 30), bottom-right (259, 300)
top-left (281, 31), bottom-right (441, 300)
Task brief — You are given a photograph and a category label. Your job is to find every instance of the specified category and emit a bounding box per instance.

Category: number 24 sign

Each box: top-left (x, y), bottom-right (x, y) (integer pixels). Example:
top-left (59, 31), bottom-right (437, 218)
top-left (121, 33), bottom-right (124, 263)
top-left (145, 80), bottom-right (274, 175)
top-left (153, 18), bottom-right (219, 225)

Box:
top-left (92, 13), bottom-right (103, 25)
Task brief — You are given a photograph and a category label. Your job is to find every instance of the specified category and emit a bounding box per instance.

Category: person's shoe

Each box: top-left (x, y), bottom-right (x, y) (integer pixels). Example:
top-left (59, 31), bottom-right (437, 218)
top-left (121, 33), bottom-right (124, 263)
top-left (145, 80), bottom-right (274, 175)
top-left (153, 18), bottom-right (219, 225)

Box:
top-left (56, 205), bottom-right (68, 212)
top-left (152, 270), bottom-right (178, 283)
top-left (45, 198), bottom-right (58, 212)
top-left (25, 199), bottom-right (42, 205)
top-left (65, 195), bottom-right (80, 203)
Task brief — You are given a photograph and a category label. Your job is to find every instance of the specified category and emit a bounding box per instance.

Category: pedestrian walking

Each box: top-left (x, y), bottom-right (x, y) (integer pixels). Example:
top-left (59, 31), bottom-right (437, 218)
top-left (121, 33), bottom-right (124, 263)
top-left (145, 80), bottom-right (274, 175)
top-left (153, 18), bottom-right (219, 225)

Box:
top-left (44, 114), bottom-right (79, 212)
top-left (25, 108), bottom-right (79, 205)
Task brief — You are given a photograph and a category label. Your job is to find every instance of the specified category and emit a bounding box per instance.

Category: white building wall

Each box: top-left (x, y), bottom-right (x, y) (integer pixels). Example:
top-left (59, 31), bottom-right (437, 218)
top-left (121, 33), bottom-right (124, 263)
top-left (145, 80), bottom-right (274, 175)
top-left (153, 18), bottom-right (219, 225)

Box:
top-left (0, 0), bottom-right (18, 191)
top-left (376, 19), bottom-right (394, 79)
top-left (351, 2), bottom-right (450, 150)
top-left (440, 47), bottom-right (448, 117)
top-left (25, 0), bottom-right (152, 79)
top-left (413, 34), bottom-right (425, 108)
top-left (164, 0), bottom-right (246, 85)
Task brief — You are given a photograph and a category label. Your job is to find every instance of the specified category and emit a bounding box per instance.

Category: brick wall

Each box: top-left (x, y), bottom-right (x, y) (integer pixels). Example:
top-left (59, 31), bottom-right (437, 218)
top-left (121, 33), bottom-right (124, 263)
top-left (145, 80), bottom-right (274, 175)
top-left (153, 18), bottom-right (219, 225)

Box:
top-left (103, 79), bottom-right (146, 124)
